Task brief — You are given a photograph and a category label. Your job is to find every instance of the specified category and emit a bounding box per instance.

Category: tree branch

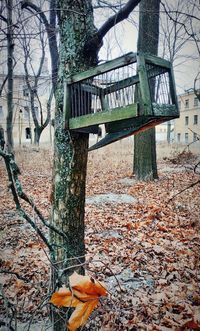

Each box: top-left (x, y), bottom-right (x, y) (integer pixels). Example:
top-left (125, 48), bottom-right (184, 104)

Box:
top-left (168, 179), bottom-right (200, 203)
top-left (0, 149), bottom-right (53, 252)
top-left (21, 0), bottom-right (59, 91)
top-left (84, 0), bottom-right (140, 57)
top-left (0, 149), bottom-right (69, 243)
top-left (98, 0), bottom-right (140, 40)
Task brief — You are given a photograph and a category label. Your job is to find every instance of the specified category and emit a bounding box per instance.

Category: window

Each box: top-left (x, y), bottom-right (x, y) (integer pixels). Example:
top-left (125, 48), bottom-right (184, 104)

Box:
top-left (185, 133), bottom-right (189, 143)
top-left (194, 97), bottom-right (198, 107)
top-left (23, 86), bottom-right (29, 97)
top-left (25, 127), bottom-right (31, 139)
top-left (194, 115), bottom-right (198, 125)
top-left (185, 116), bottom-right (189, 125)
top-left (0, 106), bottom-right (3, 118)
top-left (24, 106), bottom-right (29, 120)
top-left (185, 99), bottom-right (189, 108)
top-left (193, 132), bottom-right (198, 142)
top-left (177, 133), bottom-right (181, 142)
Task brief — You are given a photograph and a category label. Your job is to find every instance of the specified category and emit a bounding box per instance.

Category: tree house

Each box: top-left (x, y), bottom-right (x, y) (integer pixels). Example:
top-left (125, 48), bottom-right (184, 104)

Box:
top-left (63, 52), bottom-right (179, 150)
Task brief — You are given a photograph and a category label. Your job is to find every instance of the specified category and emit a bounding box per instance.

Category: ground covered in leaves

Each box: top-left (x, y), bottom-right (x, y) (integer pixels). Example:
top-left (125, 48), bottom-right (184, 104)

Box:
top-left (0, 145), bottom-right (200, 330)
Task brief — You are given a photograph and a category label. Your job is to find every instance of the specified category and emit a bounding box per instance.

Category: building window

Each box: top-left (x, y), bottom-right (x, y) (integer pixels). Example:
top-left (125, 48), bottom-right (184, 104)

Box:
top-left (23, 86), bottom-right (29, 97)
top-left (24, 106), bottom-right (29, 120)
top-left (194, 97), bottom-right (198, 107)
top-left (177, 133), bottom-right (181, 142)
top-left (185, 116), bottom-right (189, 125)
top-left (25, 127), bottom-right (31, 139)
top-left (0, 106), bottom-right (3, 118)
top-left (193, 132), bottom-right (198, 142)
top-left (194, 115), bottom-right (198, 125)
top-left (185, 133), bottom-right (189, 143)
top-left (185, 99), bottom-right (189, 108)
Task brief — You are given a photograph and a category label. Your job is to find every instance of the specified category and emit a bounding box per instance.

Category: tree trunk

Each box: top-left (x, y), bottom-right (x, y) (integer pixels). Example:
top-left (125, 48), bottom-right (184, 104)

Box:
top-left (167, 121), bottom-right (171, 144)
top-left (6, 0), bottom-right (14, 153)
top-left (134, 0), bottom-right (160, 180)
top-left (50, 1), bottom-right (98, 330)
top-left (34, 127), bottom-right (41, 145)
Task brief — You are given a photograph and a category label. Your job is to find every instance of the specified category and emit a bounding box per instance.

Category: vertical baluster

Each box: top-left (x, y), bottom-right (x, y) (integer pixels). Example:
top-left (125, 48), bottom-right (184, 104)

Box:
top-left (70, 85), bottom-right (73, 117)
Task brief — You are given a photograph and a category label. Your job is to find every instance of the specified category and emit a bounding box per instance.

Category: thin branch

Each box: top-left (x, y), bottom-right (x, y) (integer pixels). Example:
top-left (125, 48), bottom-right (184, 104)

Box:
top-left (0, 149), bottom-right (53, 252)
top-left (98, 0), bottom-right (140, 40)
top-left (0, 270), bottom-right (29, 282)
top-left (168, 179), bottom-right (200, 202)
top-left (84, 0), bottom-right (140, 55)
top-left (21, 1), bottom-right (59, 91)
top-left (0, 149), bottom-right (68, 242)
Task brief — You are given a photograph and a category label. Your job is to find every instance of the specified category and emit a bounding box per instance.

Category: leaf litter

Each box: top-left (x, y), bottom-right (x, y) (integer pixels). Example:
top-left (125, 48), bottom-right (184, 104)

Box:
top-left (0, 148), bottom-right (199, 330)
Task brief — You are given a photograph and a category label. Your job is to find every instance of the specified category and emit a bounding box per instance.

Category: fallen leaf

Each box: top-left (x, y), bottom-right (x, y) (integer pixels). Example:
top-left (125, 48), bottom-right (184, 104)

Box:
top-left (50, 272), bottom-right (107, 331)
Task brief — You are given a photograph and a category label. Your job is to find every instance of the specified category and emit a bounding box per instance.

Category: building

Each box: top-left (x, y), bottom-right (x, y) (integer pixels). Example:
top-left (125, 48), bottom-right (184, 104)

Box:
top-left (174, 89), bottom-right (200, 144)
top-left (0, 72), bottom-right (54, 146)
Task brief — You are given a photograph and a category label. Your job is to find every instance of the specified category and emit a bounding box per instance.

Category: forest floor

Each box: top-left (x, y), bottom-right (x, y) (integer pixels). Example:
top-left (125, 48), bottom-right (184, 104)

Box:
top-left (0, 144), bottom-right (200, 330)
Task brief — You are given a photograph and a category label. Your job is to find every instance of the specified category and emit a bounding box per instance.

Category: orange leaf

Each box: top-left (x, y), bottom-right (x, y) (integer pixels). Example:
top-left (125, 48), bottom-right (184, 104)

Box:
top-left (50, 286), bottom-right (79, 307)
top-left (50, 272), bottom-right (107, 331)
top-left (67, 299), bottom-right (98, 331)
top-left (70, 272), bottom-right (107, 297)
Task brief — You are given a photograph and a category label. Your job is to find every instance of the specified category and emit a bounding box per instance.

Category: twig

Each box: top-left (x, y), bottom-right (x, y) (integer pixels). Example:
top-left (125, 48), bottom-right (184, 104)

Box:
top-left (0, 150), bottom-right (53, 252)
top-left (0, 270), bottom-right (29, 282)
top-left (168, 179), bottom-right (200, 202)
top-left (1, 149), bottom-right (68, 243)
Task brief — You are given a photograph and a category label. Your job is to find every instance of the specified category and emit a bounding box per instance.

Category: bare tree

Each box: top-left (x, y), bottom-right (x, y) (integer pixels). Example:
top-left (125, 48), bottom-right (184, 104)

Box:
top-left (1, 0), bottom-right (142, 329)
top-left (19, 16), bottom-right (53, 145)
top-left (133, 0), bottom-right (160, 181)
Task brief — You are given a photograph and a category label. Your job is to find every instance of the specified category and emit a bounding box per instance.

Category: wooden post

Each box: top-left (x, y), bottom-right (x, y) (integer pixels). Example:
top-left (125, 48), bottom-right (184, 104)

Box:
top-left (137, 54), bottom-right (152, 116)
top-left (63, 80), bottom-right (71, 129)
top-left (168, 65), bottom-right (178, 110)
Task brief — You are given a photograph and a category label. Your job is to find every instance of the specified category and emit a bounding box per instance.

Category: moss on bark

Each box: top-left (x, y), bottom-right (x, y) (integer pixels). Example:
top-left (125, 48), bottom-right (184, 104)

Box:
top-left (50, 1), bottom-right (97, 329)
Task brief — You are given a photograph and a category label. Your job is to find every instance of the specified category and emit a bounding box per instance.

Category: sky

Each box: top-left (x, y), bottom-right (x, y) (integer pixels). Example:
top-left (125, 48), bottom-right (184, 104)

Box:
top-left (97, 5), bottom-right (199, 95)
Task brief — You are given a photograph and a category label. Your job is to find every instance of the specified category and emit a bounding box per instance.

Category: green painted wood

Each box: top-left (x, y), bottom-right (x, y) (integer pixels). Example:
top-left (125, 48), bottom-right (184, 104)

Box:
top-left (68, 52), bottom-right (137, 83)
top-left (63, 81), bottom-right (71, 129)
top-left (103, 75), bottom-right (139, 95)
top-left (152, 103), bottom-right (179, 116)
top-left (80, 83), bottom-right (103, 96)
top-left (69, 103), bottom-right (137, 129)
top-left (106, 114), bottom-right (177, 133)
top-left (144, 53), bottom-right (171, 69)
top-left (100, 92), bottom-right (109, 111)
top-left (137, 54), bottom-right (152, 116)
top-left (89, 116), bottom-right (174, 151)
top-left (72, 125), bottom-right (99, 134)
top-left (168, 65), bottom-right (179, 109)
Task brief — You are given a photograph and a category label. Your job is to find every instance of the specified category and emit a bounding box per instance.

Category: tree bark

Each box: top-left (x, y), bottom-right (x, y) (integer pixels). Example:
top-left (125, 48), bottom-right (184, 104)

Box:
top-left (50, 1), bottom-right (98, 330)
top-left (6, 0), bottom-right (14, 153)
top-left (134, 0), bottom-right (160, 180)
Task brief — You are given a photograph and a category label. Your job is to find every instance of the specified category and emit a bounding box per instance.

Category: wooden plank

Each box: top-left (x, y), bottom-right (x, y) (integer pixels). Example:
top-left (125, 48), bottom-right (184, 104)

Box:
top-left (152, 103), bottom-right (179, 117)
top-left (137, 54), bottom-right (152, 116)
top-left (80, 83), bottom-right (103, 96)
top-left (71, 125), bottom-right (99, 134)
top-left (63, 81), bottom-right (71, 129)
top-left (106, 113), bottom-right (178, 133)
top-left (103, 74), bottom-right (139, 95)
top-left (144, 53), bottom-right (171, 69)
top-left (89, 117), bottom-right (172, 151)
top-left (100, 93), bottom-right (109, 111)
top-left (69, 103), bottom-right (137, 129)
top-left (103, 66), bottom-right (167, 95)
top-left (168, 65), bottom-right (179, 109)
top-left (68, 52), bottom-right (137, 83)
